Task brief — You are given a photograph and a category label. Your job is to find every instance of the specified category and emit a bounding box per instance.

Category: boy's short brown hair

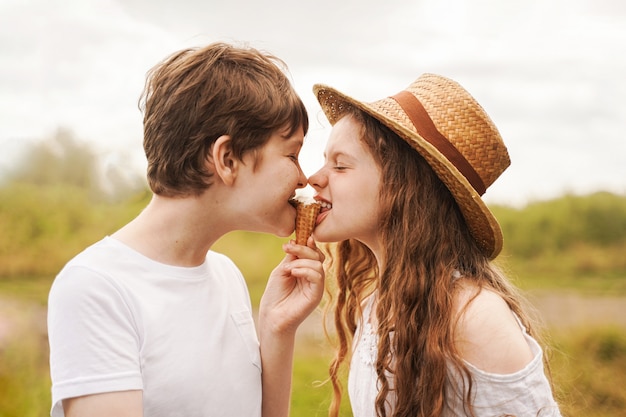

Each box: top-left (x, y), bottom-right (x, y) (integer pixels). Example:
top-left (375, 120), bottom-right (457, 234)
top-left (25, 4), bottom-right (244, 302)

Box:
top-left (139, 42), bottom-right (309, 197)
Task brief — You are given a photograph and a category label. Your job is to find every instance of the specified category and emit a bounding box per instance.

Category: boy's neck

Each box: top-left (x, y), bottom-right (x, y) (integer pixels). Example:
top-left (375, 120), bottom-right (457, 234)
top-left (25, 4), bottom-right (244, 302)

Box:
top-left (111, 193), bottom-right (233, 267)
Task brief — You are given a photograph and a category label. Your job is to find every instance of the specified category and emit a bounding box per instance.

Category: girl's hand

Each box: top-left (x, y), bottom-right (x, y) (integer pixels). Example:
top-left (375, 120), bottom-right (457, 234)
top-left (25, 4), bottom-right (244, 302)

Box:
top-left (258, 237), bottom-right (325, 336)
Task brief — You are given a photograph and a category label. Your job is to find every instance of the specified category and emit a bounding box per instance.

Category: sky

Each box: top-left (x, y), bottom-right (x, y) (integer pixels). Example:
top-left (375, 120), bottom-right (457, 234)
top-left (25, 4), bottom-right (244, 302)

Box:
top-left (1, 0), bottom-right (625, 206)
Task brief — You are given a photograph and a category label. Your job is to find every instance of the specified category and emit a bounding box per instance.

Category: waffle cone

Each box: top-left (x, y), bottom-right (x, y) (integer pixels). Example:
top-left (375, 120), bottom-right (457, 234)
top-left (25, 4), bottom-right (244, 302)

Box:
top-left (294, 201), bottom-right (321, 245)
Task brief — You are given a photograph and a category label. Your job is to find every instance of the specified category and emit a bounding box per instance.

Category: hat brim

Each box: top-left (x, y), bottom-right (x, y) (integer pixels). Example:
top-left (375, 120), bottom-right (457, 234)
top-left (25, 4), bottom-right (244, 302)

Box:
top-left (313, 84), bottom-right (503, 259)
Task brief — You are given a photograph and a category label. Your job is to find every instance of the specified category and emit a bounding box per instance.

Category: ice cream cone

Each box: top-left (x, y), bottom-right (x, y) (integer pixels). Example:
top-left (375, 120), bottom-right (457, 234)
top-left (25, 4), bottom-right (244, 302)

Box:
top-left (294, 200), bottom-right (321, 245)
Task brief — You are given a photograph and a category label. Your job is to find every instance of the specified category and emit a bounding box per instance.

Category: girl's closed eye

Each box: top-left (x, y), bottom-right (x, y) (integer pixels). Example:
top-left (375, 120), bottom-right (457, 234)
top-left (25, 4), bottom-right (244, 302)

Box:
top-left (331, 158), bottom-right (350, 171)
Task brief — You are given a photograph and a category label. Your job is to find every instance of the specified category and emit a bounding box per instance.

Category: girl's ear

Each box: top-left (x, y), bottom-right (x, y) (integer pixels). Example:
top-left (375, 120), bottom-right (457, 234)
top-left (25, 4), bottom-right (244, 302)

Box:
top-left (211, 135), bottom-right (239, 186)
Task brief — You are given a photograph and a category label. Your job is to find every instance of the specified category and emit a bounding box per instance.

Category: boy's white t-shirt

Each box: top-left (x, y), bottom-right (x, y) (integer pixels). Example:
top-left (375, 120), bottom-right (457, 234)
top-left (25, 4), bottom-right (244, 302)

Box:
top-left (48, 236), bottom-right (262, 417)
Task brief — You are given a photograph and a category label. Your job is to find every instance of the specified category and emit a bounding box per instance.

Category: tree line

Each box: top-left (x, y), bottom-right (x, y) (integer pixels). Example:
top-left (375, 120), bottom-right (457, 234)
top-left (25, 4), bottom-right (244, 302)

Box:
top-left (1, 130), bottom-right (625, 280)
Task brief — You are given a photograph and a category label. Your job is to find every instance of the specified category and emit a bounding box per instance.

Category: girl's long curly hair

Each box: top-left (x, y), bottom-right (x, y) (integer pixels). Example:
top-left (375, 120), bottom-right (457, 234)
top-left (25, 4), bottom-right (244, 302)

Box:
top-left (324, 108), bottom-right (541, 417)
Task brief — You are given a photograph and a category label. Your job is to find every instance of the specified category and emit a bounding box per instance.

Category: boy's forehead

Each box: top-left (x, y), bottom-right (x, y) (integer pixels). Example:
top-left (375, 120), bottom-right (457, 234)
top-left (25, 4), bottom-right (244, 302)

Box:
top-left (267, 128), bottom-right (304, 147)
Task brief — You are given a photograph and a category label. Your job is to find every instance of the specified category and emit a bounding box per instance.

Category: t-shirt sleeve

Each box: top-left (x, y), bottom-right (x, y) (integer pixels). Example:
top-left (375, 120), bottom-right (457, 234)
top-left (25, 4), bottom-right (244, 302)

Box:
top-left (48, 265), bottom-right (143, 416)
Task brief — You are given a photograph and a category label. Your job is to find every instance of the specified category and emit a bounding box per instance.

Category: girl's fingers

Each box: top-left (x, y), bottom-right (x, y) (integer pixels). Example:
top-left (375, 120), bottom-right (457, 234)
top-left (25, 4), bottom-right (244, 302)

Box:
top-left (283, 240), bottom-right (324, 262)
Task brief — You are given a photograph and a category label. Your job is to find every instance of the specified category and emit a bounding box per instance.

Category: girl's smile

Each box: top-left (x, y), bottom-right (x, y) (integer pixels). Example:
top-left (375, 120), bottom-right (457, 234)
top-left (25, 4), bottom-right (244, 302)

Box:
top-left (314, 197), bottom-right (332, 225)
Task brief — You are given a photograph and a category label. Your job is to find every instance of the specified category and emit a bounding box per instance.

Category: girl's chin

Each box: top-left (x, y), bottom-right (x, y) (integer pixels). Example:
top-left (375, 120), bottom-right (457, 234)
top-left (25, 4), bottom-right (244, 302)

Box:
top-left (317, 232), bottom-right (360, 244)
top-left (312, 229), bottom-right (339, 244)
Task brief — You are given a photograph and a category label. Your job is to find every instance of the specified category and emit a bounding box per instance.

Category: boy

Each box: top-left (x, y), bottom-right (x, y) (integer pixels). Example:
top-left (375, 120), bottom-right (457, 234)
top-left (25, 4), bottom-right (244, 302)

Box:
top-left (47, 42), bottom-right (324, 417)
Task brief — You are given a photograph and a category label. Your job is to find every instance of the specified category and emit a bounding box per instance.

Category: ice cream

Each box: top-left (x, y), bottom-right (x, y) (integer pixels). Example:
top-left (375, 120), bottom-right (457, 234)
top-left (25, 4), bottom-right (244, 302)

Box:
top-left (290, 195), bottom-right (321, 245)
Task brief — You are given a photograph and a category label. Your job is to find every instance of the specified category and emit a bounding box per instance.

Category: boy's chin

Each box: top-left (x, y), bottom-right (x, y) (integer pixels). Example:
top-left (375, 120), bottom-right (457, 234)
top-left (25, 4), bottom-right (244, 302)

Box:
top-left (273, 225), bottom-right (298, 239)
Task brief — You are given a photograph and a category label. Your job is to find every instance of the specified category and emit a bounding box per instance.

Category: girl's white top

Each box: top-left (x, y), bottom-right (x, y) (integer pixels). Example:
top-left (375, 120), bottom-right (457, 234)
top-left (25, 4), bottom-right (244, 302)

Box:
top-left (348, 294), bottom-right (562, 416)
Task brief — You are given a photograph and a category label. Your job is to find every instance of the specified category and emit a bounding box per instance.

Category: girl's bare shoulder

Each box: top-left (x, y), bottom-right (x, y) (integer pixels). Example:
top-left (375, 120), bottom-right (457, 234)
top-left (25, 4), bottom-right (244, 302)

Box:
top-left (452, 280), bottom-right (533, 373)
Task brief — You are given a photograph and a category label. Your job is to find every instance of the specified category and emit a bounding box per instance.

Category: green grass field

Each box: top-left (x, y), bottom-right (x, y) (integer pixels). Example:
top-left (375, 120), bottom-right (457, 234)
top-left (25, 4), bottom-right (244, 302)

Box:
top-left (1, 297), bottom-right (625, 416)
top-left (1, 149), bottom-right (625, 417)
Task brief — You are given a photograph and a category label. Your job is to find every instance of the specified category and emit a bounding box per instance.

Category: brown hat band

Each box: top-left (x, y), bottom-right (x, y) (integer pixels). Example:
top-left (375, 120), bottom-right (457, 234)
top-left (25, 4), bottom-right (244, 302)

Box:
top-left (390, 91), bottom-right (486, 195)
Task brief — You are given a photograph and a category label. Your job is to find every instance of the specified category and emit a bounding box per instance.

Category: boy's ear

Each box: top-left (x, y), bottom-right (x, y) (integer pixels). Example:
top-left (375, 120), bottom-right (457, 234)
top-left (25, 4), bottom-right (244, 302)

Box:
top-left (211, 135), bottom-right (239, 186)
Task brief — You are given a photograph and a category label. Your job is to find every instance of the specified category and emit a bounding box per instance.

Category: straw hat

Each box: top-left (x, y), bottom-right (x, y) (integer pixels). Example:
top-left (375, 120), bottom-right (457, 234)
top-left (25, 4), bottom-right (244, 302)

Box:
top-left (313, 73), bottom-right (510, 259)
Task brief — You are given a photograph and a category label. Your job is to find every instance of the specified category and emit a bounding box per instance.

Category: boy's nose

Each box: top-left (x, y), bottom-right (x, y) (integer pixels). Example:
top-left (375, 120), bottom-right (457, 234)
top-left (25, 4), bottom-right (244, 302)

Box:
top-left (296, 166), bottom-right (307, 188)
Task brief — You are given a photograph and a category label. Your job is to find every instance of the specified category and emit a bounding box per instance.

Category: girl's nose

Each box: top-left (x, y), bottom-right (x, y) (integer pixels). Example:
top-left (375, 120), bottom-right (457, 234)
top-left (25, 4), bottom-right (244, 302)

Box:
top-left (308, 169), bottom-right (326, 189)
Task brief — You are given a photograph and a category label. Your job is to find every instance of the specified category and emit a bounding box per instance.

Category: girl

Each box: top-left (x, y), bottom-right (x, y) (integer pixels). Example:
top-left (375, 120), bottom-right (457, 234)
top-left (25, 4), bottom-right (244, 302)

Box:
top-left (309, 73), bottom-right (561, 417)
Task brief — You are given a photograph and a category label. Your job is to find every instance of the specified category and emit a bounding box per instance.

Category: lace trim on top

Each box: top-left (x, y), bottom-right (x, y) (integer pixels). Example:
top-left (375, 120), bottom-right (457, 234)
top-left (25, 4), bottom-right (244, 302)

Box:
top-left (357, 270), bottom-right (462, 366)
top-left (357, 320), bottom-right (378, 366)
